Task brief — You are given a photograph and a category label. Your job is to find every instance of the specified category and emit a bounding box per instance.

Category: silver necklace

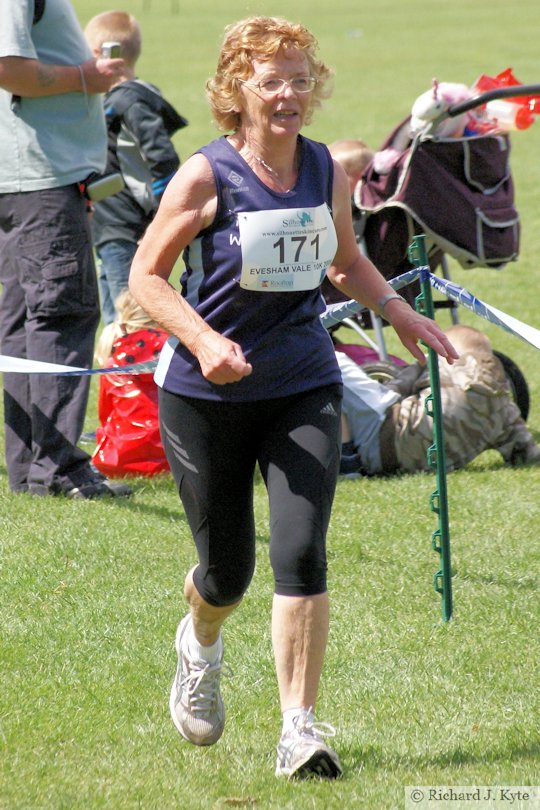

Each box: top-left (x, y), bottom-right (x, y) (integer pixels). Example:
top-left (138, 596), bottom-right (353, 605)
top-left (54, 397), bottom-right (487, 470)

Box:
top-left (243, 146), bottom-right (293, 193)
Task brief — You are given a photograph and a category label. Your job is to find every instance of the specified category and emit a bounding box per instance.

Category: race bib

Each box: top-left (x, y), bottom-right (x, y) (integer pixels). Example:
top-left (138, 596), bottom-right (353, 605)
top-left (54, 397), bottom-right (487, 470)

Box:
top-left (237, 204), bottom-right (338, 291)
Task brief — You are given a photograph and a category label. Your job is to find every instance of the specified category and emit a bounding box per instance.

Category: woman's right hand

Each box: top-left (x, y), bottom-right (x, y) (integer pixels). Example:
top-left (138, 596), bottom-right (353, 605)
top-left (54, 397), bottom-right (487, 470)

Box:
top-left (193, 330), bottom-right (253, 384)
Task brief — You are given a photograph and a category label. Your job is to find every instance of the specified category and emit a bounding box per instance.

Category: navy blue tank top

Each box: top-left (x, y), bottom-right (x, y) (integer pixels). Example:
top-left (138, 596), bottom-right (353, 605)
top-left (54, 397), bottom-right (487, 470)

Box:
top-left (155, 134), bottom-right (341, 401)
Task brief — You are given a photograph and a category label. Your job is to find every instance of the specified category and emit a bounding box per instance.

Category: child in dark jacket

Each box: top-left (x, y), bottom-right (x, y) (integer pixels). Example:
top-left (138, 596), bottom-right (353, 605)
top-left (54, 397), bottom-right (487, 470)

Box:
top-left (84, 11), bottom-right (187, 324)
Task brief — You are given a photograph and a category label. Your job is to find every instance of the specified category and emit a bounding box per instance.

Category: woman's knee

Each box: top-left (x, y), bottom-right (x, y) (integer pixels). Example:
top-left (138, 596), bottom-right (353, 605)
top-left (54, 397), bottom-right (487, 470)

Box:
top-left (193, 557), bottom-right (256, 606)
top-left (270, 524), bottom-right (327, 596)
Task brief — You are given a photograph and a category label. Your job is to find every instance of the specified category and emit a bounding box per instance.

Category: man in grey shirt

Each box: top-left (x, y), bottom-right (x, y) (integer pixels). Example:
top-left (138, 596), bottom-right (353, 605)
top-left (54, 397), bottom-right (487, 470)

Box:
top-left (0, 0), bottom-right (131, 498)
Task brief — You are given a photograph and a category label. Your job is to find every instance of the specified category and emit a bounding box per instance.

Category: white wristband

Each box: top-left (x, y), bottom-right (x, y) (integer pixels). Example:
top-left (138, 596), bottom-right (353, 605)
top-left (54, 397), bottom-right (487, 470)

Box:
top-left (378, 293), bottom-right (405, 313)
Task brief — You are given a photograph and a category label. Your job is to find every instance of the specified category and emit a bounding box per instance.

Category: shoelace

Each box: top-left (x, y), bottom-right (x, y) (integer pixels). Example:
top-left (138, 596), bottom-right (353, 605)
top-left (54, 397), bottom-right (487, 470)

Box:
top-left (180, 659), bottom-right (231, 716)
top-left (291, 708), bottom-right (337, 741)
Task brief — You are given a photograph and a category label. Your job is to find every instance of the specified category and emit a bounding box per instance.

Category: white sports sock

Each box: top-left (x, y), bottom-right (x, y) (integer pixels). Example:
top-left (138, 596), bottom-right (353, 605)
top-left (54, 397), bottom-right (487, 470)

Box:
top-left (282, 707), bottom-right (315, 735)
top-left (187, 626), bottom-right (222, 664)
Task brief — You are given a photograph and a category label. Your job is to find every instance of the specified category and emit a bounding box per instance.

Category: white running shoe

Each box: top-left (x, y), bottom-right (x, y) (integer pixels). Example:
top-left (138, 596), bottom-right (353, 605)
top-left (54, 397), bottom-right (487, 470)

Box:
top-left (275, 712), bottom-right (343, 779)
top-left (169, 614), bottom-right (225, 746)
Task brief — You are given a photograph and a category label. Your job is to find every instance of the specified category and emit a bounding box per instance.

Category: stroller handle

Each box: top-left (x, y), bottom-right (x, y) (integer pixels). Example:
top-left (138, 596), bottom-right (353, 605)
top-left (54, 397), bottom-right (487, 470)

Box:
top-left (446, 84), bottom-right (540, 118)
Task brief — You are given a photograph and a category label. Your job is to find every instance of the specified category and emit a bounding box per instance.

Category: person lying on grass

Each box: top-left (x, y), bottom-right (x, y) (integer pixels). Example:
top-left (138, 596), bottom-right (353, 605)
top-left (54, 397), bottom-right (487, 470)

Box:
top-left (338, 324), bottom-right (540, 476)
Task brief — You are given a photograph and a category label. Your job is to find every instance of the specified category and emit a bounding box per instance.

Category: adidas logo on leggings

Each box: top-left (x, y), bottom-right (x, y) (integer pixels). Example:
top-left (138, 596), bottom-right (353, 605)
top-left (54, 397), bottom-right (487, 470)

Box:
top-left (320, 402), bottom-right (337, 417)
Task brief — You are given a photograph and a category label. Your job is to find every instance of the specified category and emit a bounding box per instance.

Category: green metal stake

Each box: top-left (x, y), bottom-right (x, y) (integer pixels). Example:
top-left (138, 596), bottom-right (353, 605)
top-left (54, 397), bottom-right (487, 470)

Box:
top-left (408, 236), bottom-right (453, 622)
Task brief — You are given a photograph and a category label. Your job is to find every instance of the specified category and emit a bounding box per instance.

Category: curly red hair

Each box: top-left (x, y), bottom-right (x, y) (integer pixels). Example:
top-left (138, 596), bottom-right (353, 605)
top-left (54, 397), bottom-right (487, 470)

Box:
top-left (205, 16), bottom-right (334, 132)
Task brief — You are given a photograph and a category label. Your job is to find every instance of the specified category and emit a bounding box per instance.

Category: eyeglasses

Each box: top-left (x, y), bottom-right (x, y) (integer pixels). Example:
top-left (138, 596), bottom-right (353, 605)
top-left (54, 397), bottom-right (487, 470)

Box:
top-left (241, 76), bottom-right (317, 95)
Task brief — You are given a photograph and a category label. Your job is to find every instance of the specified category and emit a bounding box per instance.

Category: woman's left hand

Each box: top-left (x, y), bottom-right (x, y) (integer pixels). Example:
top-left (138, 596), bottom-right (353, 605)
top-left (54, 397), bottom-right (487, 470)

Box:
top-left (384, 299), bottom-right (460, 364)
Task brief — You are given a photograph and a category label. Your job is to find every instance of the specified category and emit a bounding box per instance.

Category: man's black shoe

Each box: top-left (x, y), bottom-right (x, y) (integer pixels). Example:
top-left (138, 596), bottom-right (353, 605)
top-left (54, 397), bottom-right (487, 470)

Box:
top-left (28, 469), bottom-right (132, 499)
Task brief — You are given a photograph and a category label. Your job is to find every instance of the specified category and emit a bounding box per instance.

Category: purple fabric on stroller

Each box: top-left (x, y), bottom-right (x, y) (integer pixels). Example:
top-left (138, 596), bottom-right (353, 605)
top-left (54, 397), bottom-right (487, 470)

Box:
top-left (357, 116), bottom-right (520, 276)
top-left (336, 343), bottom-right (407, 367)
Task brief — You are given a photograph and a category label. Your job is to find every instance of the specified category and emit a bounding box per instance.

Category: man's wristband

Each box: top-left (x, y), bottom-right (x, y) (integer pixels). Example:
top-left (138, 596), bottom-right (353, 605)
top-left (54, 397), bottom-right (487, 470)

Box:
top-left (378, 293), bottom-right (405, 314)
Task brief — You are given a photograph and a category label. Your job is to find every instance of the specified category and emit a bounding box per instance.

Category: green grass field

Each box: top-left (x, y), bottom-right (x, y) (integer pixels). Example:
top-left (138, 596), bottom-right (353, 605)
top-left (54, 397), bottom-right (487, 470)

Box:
top-left (1, 1), bottom-right (539, 808)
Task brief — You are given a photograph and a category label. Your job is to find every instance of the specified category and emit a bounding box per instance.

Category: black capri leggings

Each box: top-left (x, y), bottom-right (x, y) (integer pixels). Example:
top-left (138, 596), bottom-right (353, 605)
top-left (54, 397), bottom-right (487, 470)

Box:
top-left (159, 384), bottom-right (342, 606)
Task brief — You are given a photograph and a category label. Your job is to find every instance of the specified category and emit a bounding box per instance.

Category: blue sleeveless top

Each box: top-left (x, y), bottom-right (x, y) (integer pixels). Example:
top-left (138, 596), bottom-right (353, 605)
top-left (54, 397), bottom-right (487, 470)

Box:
top-left (155, 134), bottom-right (341, 401)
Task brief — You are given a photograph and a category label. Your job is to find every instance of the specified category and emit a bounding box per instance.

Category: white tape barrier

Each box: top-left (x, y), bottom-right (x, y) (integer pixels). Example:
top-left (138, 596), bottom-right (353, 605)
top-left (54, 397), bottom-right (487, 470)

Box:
top-left (1, 270), bottom-right (539, 376)
top-left (0, 356), bottom-right (87, 374)
top-left (430, 274), bottom-right (540, 351)
top-left (320, 267), bottom-right (420, 328)
top-left (0, 356), bottom-right (158, 376)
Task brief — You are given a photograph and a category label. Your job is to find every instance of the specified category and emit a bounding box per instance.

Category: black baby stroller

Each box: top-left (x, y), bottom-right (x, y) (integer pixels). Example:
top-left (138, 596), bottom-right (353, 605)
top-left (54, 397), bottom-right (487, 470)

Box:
top-left (334, 82), bottom-right (540, 420)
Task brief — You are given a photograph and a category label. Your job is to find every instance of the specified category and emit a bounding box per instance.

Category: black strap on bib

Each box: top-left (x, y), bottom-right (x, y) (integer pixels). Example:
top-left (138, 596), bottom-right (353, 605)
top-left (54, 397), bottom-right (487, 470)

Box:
top-left (34, 0), bottom-right (46, 24)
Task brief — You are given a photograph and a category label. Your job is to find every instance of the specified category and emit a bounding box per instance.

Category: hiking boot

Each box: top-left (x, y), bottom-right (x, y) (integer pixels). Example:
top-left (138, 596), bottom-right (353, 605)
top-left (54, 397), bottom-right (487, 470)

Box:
top-left (169, 614), bottom-right (225, 746)
top-left (339, 451), bottom-right (364, 477)
top-left (509, 441), bottom-right (540, 466)
top-left (275, 712), bottom-right (343, 779)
